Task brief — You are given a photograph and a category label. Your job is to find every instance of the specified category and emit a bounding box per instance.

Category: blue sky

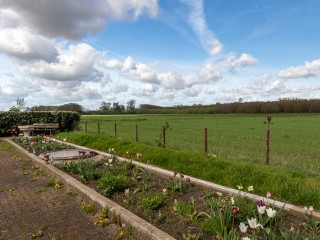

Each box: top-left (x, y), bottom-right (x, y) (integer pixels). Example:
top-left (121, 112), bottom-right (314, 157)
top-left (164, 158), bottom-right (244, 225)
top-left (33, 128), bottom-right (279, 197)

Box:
top-left (0, 0), bottom-right (319, 110)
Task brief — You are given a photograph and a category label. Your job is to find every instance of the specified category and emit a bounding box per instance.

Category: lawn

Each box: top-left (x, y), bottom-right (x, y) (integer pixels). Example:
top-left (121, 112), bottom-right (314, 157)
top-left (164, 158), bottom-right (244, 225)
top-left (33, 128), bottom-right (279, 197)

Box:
top-left (79, 114), bottom-right (320, 176)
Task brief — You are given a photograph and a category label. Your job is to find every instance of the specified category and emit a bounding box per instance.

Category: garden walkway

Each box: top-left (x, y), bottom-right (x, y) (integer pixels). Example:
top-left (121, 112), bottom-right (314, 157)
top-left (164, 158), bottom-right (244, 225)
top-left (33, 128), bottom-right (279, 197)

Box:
top-left (0, 139), bottom-right (123, 240)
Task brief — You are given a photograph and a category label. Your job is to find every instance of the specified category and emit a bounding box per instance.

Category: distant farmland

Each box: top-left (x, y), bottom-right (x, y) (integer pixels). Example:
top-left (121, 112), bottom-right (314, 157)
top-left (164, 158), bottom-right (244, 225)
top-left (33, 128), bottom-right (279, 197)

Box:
top-left (79, 114), bottom-right (320, 176)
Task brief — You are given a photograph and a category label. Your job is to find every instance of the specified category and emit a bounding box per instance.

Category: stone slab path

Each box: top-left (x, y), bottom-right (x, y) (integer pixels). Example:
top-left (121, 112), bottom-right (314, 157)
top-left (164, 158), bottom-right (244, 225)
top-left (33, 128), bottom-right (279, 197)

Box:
top-left (0, 140), bottom-right (128, 240)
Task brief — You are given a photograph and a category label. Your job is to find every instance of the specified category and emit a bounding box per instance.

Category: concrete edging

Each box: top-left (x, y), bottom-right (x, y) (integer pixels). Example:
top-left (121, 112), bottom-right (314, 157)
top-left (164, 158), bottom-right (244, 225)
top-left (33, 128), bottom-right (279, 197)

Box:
top-left (50, 139), bottom-right (320, 220)
top-left (5, 139), bottom-right (175, 240)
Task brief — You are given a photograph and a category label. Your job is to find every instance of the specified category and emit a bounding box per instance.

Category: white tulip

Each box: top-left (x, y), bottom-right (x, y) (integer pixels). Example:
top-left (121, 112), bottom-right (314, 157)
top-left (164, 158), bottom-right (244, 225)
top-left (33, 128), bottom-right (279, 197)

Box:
top-left (257, 205), bottom-right (266, 215)
top-left (266, 208), bottom-right (277, 218)
top-left (248, 218), bottom-right (263, 229)
top-left (239, 222), bottom-right (248, 233)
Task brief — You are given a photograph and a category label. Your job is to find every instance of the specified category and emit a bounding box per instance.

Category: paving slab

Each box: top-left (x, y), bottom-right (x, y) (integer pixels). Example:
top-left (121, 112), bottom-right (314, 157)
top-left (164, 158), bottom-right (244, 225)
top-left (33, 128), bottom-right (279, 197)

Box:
top-left (0, 140), bottom-right (125, 240)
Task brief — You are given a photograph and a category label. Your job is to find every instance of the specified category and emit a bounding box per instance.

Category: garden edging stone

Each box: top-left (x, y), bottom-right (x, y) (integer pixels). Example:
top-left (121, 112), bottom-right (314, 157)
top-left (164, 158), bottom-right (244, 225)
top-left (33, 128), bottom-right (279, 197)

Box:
top-left (5, 139), bottom-right (175, 240)
top-left (49, 138), bottom-right (320, 221)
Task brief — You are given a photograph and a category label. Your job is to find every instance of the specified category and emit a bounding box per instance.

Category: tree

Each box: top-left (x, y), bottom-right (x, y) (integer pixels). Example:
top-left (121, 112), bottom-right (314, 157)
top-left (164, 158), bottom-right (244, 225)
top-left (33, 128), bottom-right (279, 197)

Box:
top-left (58, 103), bottom-right (84, 113)
top-left (99, 101), bottom-right (111, 112)
top-left (126, 99), bottom-right (136, 112)
top-left (9, 97), bottom-right (26, 112)
top-left (112, 102), bottom-right (121, 113)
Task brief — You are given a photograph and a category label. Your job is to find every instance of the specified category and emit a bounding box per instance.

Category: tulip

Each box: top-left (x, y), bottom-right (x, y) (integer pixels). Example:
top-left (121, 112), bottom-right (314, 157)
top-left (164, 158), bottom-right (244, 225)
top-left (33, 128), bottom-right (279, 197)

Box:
top-left (239, 222), bottom-right (248, 233)
top-left (266, 208), bottom-right (277, 218)
top-left (248, 218), bottom-right (263, 229)
top-left (257, 205), bottom-right (266, 215)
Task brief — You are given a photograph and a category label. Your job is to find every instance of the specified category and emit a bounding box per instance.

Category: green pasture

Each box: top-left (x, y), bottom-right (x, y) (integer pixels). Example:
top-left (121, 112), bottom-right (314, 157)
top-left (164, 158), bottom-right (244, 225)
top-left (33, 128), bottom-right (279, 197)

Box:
top-left (79, 114), bottom-right (320, 176)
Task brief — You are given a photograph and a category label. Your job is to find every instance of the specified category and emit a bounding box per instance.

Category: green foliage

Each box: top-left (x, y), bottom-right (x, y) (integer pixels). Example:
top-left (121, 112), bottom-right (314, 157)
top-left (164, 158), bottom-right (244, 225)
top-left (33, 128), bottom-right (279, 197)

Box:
top-left (80, 199), bottom-right (96, 215)
top-left (0, 111), bottom-right (80, 136)
top-left (55, 130), bottom-right (320, 210)
top-left (61, 160), bottom-right (101, 181)
top-left (172, 199), bottom-right (200, 223)
top-left (98, 174), bottom-right (127, 197)
top-left (139, 194), bottom-right (166, 210)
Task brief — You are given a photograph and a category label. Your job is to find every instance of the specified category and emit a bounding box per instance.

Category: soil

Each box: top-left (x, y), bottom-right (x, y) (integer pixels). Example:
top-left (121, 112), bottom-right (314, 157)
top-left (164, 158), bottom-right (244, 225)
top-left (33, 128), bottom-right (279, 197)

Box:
top-left (56, 157), bottom-right (307, 240)
top-left (0, 140), bottom-right (134, 240)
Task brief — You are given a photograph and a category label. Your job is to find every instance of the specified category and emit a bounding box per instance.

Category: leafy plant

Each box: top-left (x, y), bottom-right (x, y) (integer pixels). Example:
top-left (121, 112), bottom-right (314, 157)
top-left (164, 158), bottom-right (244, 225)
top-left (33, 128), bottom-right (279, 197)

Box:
top-left (61, 160), bottom-right (101, 181)
top-left (139, 194), bottom-right (166, 210)
top-left (98, 174), bottom-right (127, 197)
top-left (172, 199), bottom-right (201, 223)
top-left (80, 199), bottom-right (96, 215)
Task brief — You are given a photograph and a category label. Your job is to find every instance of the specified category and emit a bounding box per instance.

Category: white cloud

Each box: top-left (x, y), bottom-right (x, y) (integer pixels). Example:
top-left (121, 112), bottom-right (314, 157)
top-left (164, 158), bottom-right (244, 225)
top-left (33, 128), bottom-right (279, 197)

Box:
top-left (0, 8), bottom-right (21, 28)
top-left (197, 63), bottom-right (221, 82)
top-left (122, 56), bottom-right (137, 72)
top-left (181, 0), bottom-right (222, 55)
top-left (21, 43), bottom-right (99, 81)
top-left (278, 59), bottom-right (320, 79)
top-left (227, 53), bottom-right (258, 72)
top-left (110, 83), bottom-right (129, 93)
top-left (133, 63), bottom-right (159, 83)
top-left (102, 59), bottom-right (123, 70)
top-left (183, 87), bottom-right (201, 97)
top-left (0, 27), bottom-right (58, 61)
top-left (247, 72), bottom-right (274, 90)
top-left (158, 71), bottom-right (187, 89)
top-left (0, 0), bottom-right (159, 40)
top-left (132, 83), bottom-right (159, 97)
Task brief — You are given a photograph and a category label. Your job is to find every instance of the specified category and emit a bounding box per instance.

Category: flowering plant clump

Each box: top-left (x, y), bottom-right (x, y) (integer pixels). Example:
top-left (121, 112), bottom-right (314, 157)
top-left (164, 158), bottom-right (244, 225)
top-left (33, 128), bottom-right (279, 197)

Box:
top-left (55, 148), bottom-right (319, 240)
top-left (169, 172), bottom-right (191, 193)
top-left (12, 135), bottom-right (74, 155)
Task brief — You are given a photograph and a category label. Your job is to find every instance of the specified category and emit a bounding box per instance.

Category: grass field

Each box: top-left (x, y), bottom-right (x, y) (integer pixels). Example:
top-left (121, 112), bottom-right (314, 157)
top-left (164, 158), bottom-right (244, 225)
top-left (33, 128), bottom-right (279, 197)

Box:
top-left (79, 114), bottom-right (320, 177)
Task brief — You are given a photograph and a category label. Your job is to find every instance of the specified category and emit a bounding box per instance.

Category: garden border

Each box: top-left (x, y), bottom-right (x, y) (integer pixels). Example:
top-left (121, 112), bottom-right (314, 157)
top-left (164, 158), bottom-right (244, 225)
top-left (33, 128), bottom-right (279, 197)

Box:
top-left (48, 138), bottom-right (320, 221)
top-left (5, 138), bottom-right (175, 240)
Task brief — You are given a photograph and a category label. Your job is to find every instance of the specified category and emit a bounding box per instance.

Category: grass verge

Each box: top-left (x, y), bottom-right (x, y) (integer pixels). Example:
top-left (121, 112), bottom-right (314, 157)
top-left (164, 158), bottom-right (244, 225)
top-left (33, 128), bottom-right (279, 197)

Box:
top-left (55, 131), bottom-right (320, 210)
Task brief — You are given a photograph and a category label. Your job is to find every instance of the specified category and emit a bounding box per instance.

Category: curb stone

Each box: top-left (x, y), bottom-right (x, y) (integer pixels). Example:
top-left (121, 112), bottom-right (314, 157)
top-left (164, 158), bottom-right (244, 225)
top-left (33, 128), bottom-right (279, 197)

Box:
top-left (5, 139), bottom-right (175, 240)
top-left (49, 138), bottom-right (320, 221)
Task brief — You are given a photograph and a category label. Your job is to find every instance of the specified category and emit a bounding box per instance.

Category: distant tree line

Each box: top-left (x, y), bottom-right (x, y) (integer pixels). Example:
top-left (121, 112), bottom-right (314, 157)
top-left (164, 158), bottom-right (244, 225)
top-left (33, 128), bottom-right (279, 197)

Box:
top-left (7, 98), bottom-right (320, 115)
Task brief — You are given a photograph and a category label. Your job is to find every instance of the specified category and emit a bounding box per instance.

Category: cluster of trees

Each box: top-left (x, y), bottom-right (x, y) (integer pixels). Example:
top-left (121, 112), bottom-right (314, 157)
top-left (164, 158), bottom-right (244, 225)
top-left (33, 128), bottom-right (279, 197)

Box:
top-left (98, 100), bottom-right (136, 114)
top-left (7, 97), bottom-right (320, 114)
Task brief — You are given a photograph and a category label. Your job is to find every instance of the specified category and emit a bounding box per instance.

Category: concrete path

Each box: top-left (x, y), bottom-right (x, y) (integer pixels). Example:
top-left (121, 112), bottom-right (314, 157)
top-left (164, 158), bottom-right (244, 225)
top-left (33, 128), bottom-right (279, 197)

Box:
top-left (0, 140), bottom-right (125, 240)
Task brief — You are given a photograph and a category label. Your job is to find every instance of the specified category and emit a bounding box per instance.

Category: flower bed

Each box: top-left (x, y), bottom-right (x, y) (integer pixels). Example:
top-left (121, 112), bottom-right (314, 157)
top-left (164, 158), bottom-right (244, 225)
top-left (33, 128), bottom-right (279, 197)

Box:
top-left (54, 149), bottom-right (319, 239)
top-left (12, 135), bottom-right (75, 156)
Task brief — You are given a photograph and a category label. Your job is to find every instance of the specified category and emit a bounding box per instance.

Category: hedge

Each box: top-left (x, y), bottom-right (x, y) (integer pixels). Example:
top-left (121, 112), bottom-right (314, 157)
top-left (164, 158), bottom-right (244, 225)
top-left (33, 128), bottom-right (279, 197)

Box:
top-left (0, 111), bottom-right (80, 136)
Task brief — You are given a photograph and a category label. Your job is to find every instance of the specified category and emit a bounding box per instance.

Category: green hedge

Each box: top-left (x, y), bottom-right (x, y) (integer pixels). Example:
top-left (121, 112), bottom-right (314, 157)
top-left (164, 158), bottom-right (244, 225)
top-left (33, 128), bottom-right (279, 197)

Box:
top-left (0, 111), bottom-right (80, 136)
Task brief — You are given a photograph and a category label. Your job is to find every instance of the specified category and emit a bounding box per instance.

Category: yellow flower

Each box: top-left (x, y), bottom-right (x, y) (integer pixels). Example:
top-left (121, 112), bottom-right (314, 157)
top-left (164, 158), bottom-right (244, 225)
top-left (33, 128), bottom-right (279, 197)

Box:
top-left (247, 186), bottom-right (254, 192)
top-left (237, 184), bottom-right (243, 190)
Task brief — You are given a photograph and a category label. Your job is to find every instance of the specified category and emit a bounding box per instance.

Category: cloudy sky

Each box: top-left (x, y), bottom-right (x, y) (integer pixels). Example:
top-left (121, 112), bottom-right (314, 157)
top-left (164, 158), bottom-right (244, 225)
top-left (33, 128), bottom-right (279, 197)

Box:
top-left (0, 0), bottom-right (319, 110)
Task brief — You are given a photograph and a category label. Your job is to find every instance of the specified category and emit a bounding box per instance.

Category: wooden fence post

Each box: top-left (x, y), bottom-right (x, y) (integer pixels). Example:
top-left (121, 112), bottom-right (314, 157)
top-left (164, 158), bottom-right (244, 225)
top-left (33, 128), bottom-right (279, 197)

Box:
top-left (163, 127), bottom-right (166, 148)
top-left (85, 121), bottom-right (87, 133)
top-left (97, 122), bottom-right (100, 134)
top-left (266, 128), bottom-right (270, 164)
top-left (136, 124), bottom-right (138, 142)
top-left (204, 128), bottom-right (208, 153)
top-left (114, 123), bottom-right (117, 138)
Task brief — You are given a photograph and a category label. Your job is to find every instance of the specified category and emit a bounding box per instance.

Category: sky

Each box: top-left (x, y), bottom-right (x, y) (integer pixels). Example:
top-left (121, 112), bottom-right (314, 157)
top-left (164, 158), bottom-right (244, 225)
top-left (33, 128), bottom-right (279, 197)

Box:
top-left (0, 0), bottom-right (320, 111)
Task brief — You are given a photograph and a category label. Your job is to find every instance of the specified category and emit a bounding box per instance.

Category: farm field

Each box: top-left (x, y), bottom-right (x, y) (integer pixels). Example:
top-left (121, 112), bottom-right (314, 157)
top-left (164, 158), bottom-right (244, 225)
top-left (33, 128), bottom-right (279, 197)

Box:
top-left (79, 114), bottom-right (320, 177)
